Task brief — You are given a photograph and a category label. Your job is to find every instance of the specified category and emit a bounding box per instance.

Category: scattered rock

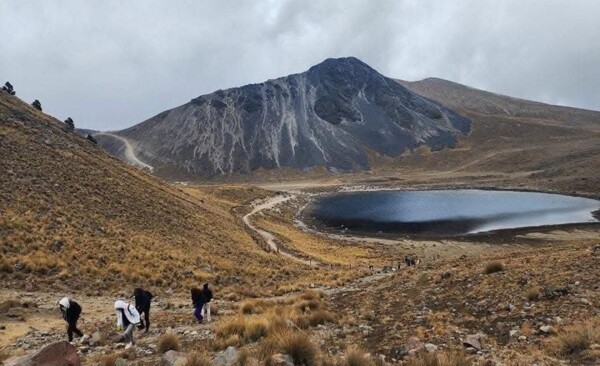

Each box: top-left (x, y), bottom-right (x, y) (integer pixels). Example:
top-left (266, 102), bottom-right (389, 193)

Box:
top-left (406, 337), bottom-right (424, 353)
top-left (463, 334), bottom-right (483, 351)
top-left (505, 304), bottom-right (516, 312)
top-left (539, 325), bottom-right (557, 335)
top-left (268, 353), bottom-right (294, 366)
top-left (4, 340), bottom-right (80, 366)
top-left (89, 331), bottom-right (103, 347)
top-left (424, 343), bottom-right (438, 352)
top-left (213, 346), bottom-right (238, 366)
top-left (161, 350), bottom-right (187, 366)
top-left (544, 286), bottom-right (571, 299)
top-left (115, 358), bottom-right (127, 366)
top-left (580, 298), bottom-right (592, 305)
top-left (518, 336), bottom-right (527, 342)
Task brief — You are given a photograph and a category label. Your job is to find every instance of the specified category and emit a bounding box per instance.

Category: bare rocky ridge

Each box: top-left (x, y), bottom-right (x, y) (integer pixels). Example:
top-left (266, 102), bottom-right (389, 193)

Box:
top-left (96, 57), bottom-right (471, 177)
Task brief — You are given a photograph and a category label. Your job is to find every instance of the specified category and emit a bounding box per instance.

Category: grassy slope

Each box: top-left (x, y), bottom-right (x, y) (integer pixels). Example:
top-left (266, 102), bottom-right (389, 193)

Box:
top-left (0, 92), bottom-right (338, 296)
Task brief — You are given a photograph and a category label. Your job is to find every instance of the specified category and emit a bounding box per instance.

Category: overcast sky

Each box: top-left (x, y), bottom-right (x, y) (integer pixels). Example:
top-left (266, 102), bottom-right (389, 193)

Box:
top-left (1, 0), bottom-right (599, 130)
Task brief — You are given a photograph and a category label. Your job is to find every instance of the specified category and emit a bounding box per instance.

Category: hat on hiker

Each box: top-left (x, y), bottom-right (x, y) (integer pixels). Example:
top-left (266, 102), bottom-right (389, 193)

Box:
top-left (58, 297), bottom-right (70, 309)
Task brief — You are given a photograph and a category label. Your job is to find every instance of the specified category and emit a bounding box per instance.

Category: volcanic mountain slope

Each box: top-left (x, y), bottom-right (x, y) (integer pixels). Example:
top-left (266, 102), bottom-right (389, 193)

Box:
top-left (97, 57), bottom-right (470, 177)
top-left (388, 77), bottom-right (600, 194)
top-left (0, 91), bottom-right (351, 295)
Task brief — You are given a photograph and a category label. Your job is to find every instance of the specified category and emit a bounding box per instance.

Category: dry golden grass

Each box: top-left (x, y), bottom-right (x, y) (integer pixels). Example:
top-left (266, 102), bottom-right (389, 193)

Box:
top-left (343, 348), bottom-right (375, 366)
top-left (484, 261), bottom-right (505, 274)
top-left (404, 350), bottom-right (472, 366)
top-left (547, 318), bottom-right (600, 359)
top-left (184, 352), bottom-right (211, 366)
top-left (262, 329), bottom-right (319, 366)
top-left (158, 332), bottom-right (181, 353)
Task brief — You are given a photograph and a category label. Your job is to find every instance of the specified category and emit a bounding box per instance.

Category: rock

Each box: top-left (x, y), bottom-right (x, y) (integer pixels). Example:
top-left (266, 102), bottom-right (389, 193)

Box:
top-left (89, 331), bottom-right (103, 346)
top-left (161, 350), bottom-right (187, 366)
top-left (539, 326), bottom-right (557, 335)
top-left (424, 343), bottom-right (438, 352)
top-left (115, 359), bottom-right (127, 366)
top-left (544, 286), bottom-right (571, 299)
top-left (509, 330), bottom-right (519, 338)
top-left (580, 298), bottom-right (592, 305)
top-left (463, 334), bottom-right (483, 351)
top-left (267, 353), bottom-right (294, 366)
top-left (406, 336), bottom-right (424, 352)
top-left (465, 347), bottom-right (477, 354)
top-left (440, 272), bottom-right (451, 279)
top-left (518, 336), bottom-right (527, 342)
top-left (4, 340), bottom-right (80, 366)
top-left (505, 304), bottom-right (516, 312)
top-left (0, 324), bottom-right (5, 330)
top-left (213, 346), bottom-right (238, 366)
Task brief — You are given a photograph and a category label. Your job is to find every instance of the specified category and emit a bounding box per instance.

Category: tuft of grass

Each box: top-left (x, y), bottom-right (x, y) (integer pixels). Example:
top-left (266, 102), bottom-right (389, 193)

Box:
top-left (297, 310), bottom-right (335, 328)
top-left (343, 348), bottom-right (375, 366)
top-left (548, 319), bottom-right (600, 358)
top-left (185, 352), bottom-right (211, 366)
top-left (158, 332), bottom-right (181, 353)
top-left (236, 348), bottom-right (250, 366)
top-left (98, 354), bottom-right (119, 366)
top-left (405, 350), bottom-right (472, 366)
top-left (484, 261), bottom-right (505, 274)
top-left (527, 287), bottom-right (542, 301)
top-left (240, 299), bottom-right (270, 314)
top-left (278, 331), bottom-right (319, 366)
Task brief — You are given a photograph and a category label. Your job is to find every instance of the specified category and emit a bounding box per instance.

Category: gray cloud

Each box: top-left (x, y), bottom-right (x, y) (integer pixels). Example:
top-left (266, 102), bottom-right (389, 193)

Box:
top-left (1, 0), bottom-right (599, 130)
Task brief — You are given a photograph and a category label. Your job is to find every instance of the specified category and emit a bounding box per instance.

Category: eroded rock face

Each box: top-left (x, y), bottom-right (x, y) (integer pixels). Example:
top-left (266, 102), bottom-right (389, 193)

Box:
top-left (107, 57), bottom-right (470, 177)
top-left (4, 341), bottom-right (80, 366)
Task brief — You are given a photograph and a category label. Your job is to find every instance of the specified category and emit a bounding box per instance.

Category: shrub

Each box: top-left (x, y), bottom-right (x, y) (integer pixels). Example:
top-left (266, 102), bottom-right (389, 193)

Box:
top-left (343, 348), bottom-right (375, 366)
top-left (158, 332), bottom-right (181, 353)
top-left (31, 100), bottom-right (42, 111)
top-left (405, 350), bottom-right (472, 366)
top-left (548, 319), bottom-right (600, 357)
top-left (240, 299), bottom-right (270, 314)
top-left (64, 117), bottom-right (75, 132)
top-left (299, 290), bottom-right (324, 301)
top-left (484, 261), bottom-right (505, 274)
top-left (527, 287), bottom-right (542, 301)
top-left (278, 331), bottom-right (319, 366)
top-left (185, 352), bottom-right (211, 366)
top-left (297, 310), bottom-right (335, 328)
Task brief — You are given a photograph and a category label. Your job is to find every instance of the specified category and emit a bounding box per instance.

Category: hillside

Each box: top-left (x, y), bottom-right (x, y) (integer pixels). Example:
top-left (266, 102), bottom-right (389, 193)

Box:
top-left (0, 91), bottom-right (363, 296)
top-left (95, 57), bottom-right (470, 178)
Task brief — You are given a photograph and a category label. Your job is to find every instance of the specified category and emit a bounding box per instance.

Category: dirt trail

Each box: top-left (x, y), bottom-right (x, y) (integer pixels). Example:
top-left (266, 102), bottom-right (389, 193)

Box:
top-left (94, 132), bottom-right (154, 171)
top-left (242, 194), bottom-right (317, 265)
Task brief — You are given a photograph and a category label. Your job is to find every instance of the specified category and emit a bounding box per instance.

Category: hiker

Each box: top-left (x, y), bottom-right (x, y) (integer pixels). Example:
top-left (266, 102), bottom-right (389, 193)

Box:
top-left (133, 287), bottom-right (153, 332)
top-left (190, 287), bottom-right (205, 323)
top-left (201, 283), bottom-right (213, 322)
top-left (58, 297), bottom-right (84, 342)
top-left (114, 300), bottom-right (141, 347)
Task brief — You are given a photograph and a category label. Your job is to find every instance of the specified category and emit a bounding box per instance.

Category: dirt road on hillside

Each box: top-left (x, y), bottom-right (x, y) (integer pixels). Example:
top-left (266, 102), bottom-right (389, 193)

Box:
top-left (94, 132), bottom-right (154, 171)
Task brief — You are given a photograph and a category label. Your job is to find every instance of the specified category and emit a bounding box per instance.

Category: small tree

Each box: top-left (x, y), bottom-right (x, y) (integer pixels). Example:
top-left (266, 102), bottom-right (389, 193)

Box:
top-left (32, 99), bottom-right (42, 111)
top-left (2, 82), bottom-right (16, 95)
top-left (64, 117), bottom-right (75, 132)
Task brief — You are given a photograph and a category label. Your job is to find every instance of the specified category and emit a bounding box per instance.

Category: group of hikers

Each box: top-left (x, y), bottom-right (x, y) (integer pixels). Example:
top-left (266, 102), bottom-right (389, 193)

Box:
top-left (57, 283), bottom-right (213, 348)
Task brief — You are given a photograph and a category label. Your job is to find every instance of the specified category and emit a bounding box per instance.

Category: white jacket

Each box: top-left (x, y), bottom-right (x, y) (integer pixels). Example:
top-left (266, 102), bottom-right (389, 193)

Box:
top-left (114, 300), bottom-right (141, 327)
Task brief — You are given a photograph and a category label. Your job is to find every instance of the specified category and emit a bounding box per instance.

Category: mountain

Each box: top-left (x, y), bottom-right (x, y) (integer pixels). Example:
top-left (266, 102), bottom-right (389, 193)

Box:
top-left (396, 77), bottom-right (600, 128)
top-left (0, 91), bottom-right (316, 294)
top-left (97, 57), bottom-right (471, 177)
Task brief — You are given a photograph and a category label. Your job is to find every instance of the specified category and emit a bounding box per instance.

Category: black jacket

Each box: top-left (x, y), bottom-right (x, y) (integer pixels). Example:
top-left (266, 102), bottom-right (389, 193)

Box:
top-left (202, 286), bottom-right (213, 303)
top-left (62, 301), bottom-right (82, 323)
top-left (191, 287), bottom-right (205, 306)
top-left (134, 288), bottom-right (153, 312)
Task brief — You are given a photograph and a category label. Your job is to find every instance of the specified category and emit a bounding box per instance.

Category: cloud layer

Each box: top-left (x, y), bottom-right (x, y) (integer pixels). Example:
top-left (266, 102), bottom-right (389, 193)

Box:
top-left (1, 0), bottom-right (599, 130)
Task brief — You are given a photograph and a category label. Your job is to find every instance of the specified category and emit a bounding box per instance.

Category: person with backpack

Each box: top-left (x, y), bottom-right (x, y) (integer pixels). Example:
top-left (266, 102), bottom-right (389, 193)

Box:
top-left (190, 287), bottom-right (205, 323)
top-left (114, 300), bottom-right (141, 348)
top-left (201, 283), bottom-right (213, 322)
top-left (58, 297), bottom-right (84, 342)
top-left (133, 287), bottom-right (153, 332)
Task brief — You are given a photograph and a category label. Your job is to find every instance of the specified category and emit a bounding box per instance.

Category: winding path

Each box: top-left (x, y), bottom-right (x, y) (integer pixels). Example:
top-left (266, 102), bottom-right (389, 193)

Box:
top-left (93, 132), bottom-right (154, 171)
top-left (242, 194), bottom-right (316, 265)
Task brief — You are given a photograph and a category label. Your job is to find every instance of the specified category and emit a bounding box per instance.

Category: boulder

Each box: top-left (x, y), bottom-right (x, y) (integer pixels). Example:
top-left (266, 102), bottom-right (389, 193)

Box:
top-left (89, 331), bottom-right (103, 346)
top-left (213, 346), bottom-right (238, 366)
top-left (424, 343), bottom-right (438, 353)
top-left (161, 350), bottom-right (187, 366)
top-left (268, 353), bottom-right (294, 366)
top-left (4, 341), bottom-right (80, 366)
top-left (463, 334), bottom-right (483, 351)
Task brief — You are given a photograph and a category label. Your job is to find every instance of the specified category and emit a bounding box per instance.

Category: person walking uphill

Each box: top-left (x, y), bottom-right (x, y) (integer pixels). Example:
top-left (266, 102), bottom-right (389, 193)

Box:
top-left (201, 283), bottom-right (213, 322)
top-left (58, 297), bottom-right (84, 342)
top-left (191, 287), bottom-right (205, 323)
top-left (134, 287), bottom-right (153, 332)
top-left (114, 300), bottom-right (141, 348)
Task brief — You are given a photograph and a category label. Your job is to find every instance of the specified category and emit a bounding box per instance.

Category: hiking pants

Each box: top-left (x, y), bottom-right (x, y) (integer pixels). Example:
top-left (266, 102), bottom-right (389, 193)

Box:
top-left (67, 317), bottom-right (83, 342)
top-left (201, 302), bottom-right (211, 322)
top-left (194, 304), bottom-right (204, 322)
top-left (123, 323), bottom-right (135, 345)
top-left (139, 308), bottom-right (150, 331)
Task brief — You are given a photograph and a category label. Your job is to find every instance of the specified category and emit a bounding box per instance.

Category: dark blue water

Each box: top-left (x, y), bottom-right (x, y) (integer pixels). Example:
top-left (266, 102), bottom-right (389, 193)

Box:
top-left (308, 190), bottom-right (600, 235)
